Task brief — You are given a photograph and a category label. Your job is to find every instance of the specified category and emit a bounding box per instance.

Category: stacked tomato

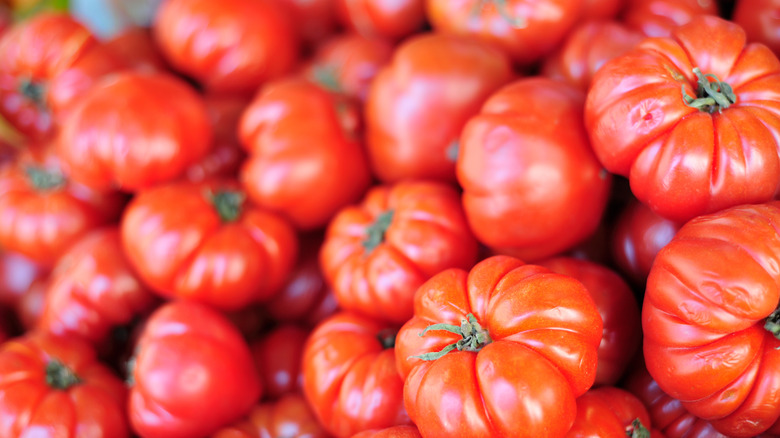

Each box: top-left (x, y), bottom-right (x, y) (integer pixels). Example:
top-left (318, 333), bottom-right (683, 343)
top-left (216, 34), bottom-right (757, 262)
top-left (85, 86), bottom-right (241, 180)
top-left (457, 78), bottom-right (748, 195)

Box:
top-left (0, 0), bottom-right (780, 437)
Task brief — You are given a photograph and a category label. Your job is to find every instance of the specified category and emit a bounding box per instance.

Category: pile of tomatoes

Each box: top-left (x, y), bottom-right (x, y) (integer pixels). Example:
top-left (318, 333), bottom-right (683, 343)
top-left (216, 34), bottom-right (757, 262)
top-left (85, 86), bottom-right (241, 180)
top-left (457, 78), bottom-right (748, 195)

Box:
top-left (0, 0), bottom-right (779, 437)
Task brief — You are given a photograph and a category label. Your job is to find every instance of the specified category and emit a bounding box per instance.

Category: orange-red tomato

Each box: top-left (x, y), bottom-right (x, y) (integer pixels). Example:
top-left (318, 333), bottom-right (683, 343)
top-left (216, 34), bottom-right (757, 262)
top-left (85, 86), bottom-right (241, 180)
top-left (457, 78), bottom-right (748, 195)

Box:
top-left (352, 425), bottom-right (422, 438)
top-left (0, 250), bottom-right (45, 308)
top-left (335, 0), bottom-right (425, 41)
top-left (251, 324), bottom-right (308, 400)
top-left (566, 386), bottom-right (663, 437)
top-left (733, 0), bottom-right (780, 57)
top-left (279, 0), bottom-right (338, 45)
top-left (212, 393), bottom-right (331, 438)
top-left (103, 26), bottom-right (169, 73)
top-left (622, 0), bottom-right (719, 37)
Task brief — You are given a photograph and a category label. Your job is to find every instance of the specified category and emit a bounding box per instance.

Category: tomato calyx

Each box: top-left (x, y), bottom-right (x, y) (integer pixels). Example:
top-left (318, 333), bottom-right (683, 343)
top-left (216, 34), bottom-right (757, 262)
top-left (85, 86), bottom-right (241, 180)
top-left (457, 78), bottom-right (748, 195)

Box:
top-left (625, 418), bottom-right (650, 438)
top-left (377, 328), bottom-right (397, 349)
top-left (681, 68), bottom-right (736, 114)
top-left (45, 358), bottom-right (82, 390)
top-left (764, 307), bottom-right (780, 340)
top-left (413, 313), bottom-right (492, 360)
top-left (471, 0), bottom-right (527, 29)
top-left (18, 77), bottom-right (47, 109)
top-left (208, 190), bottom-right (246, 222)
top-left (446, 140), bottom-right (459, 162)
top-left (312, 66), bottom-right (342, 94)
top-left (363, 210), bottom-right (394, 253)
top-left (25, 166), bottom-right (65, 191)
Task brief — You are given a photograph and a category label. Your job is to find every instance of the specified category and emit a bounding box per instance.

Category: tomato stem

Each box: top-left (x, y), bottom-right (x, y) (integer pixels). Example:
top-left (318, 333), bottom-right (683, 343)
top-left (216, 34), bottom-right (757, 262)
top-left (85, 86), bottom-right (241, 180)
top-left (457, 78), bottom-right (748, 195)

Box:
top-left (377, 328), bottom-right (397, 349)
top-left (45, 359), bottom-right (82, 390)
top-left (18, 78), bottom-right (46, 109)
top-left (208, 190), bottom-right (245, 223)
top-left (446, 140), bottom-right (460, 162)
top-left (681, 68), bottom-right (736, 113)
top-left (413, 313), bottom-right (492, 361)
top-left (362, 210), bottom-right (394, 253)
top-left (625, 418), bottom-right (650, 438)
top-left (312, 66), bottom-right (342, 94)
top-left (764, 308), bottom-right (780, 340)
top-left (25, 166), bottom-right (65, 191)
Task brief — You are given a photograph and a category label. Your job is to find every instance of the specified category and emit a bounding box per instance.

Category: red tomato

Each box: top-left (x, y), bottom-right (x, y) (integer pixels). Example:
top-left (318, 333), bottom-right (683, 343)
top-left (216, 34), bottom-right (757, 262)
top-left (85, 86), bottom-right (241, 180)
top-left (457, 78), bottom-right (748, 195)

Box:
top-left (252, 324), bottom-right (307, 400)
top-left (395, 255), bottom-right (603, 438)
top-left (103, 25), bottom-right (169, 73)
top-left (36, 227), bottom-right (157, 345)
top-left (320, 181), bottom-right (478, 324)
top-left (586, 16), bottom-right (780, 223)
top-left (239, 78), bottom-right (372, 230)
top-left (302, 33), bottom-right (394, 103)
top-left (566, 386), bottom-right (662, 437)
top-left (129, 300), bottom-right (262, 438)
top-left (57, 72), bottom-right (213, 192)
top-left (302, 312), bottom-right (410, 437)
top-left (0, 250), bottom-right (45, 308)
top-left (622, 0), bottom-right (719, 37)
top-left (365, 33), bottom-right (513, 183)
top-left (352, 425), bottom-right (422, 438)
top-left (335, 0), bottom-right (425, 41)
top-left (426, 0), bottom-right (583, 65)
top-left (542, 20), bottom-right (643, 91)
top-left (733, 0), bottom-right (780, 57)
top-left (458, 77), bottom-right (612, 261)
top-left (611, 198), bottom-right (681, 285)
top-left (538, 257), bottom-right (641, 386)
top-left (16, 275), bottom-right (47, 331)
top-left (120, 180), bottom-right (298, 311)
top-left (0, 331), bottom-right (129, 437)
top-left (278, 0), bottom-right (338, 46)
top-left (643, 201), bottom-right (780, 436)
top-left (581, 0), bottom-right (626, 19)
top-left (0, 145), bottom-right (125, 268)
top-left (153, 0), bottom-right (299, 94)
top-left (212, 393), bottom-right (330, 438)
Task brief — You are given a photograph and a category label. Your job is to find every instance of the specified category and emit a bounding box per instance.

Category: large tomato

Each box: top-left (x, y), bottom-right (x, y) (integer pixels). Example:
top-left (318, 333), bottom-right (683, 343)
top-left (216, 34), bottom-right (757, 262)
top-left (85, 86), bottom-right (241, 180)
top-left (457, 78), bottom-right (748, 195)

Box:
top-left (395, 255), bottom-right (603, 438)
top-left (733, 0), bottom-right (780, 57)
top-left (622, 0), bottom-right (719, 37)
top-left (365, 32), bottom-right (513, 183)
top-left (239, 78), bottom-right (372, 230)
top-left (425, 0), bottom-right (583, 65)
top-left (0, 331), bottom-right (129, 437)
top-left (120, 180), bottom-right (298, 311)
top-left (36, 227), bottom-right (157, 345)
top-left (251, 324), bottom-right (307, 400)
top-left (129, 300), bottom-right (262, 438)
top-left (586, 16), bottom-right (780, 223)
top-left (302, 311), bottom-right (410, 437)
top-left (153, 0), bottom-right (298, 94)
top-left (320, 181), bottom-right (478, 324)
top-left (566, 386), bottom-right (662, 437)
top-left (212, 393), bottom-right (330, 438)
top-left (335, 0), bottom-right (425, 41)
top-left (458, 77), bottom-right (612, 261)
top-left (642, 201), bottom-right (780, 436)
top-left (352, 425), bottom-right (422, 438)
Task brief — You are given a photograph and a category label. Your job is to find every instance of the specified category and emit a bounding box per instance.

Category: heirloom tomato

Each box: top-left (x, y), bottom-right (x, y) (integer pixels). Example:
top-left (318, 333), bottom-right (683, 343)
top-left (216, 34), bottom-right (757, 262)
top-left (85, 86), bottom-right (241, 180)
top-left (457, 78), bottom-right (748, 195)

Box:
top-left (566, 386), bottom-right (662, 437)
top-left (278, 0), bottom-right (338, 45)
top-left (335, 0), bottom-right (425, 41)
top-left (352, 425), bottom-right (422, 438)
top-left (622, 0), bottom-right (719, 37)
top-left (0, 331), bottom-right (129, 437)
top-left (320, 181), bottom-right (478, 324)
top-left (212, 393), bottom-right (330, 438)
top-left (580, 0), bottom-right (625, 19)
top-left (458, 77), bottom-right (611, 261)
top-left (129, 301), bottom-right (261, 438)
top-left (302, 312), bottom-right (410, 437)
top-left (0, 250), bottom-right (45, 308)
top-left (733, 0), bottom-right (780, 57)
top-left (104, 25), bottom-right (168, 73)
top-left (365, 33), bottom-right (513, 183)
top-left (586, 16), bottom-right (780, 223)
top-left (643, 201), bottom-right (780, 436)
top-left (120, 180), bottom-right (297, 311)
top-left (251, 324), bottom-right (307, 400)
top-left (395, 255), bottom-right (603, 438)
top-left (16, 276), bottom-right (47, 330)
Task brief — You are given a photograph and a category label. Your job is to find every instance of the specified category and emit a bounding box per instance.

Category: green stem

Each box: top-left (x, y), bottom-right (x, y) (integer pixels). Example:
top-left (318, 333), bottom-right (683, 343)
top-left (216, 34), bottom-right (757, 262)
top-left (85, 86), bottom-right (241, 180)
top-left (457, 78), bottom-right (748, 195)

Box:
top-left (625, 418), bottom-right (651, 438)
top-left (208, 190), bottom-right (245, 223)
top-left (45, 359), bottom-right (81, 390)
top-left (681, 68), bottom-right (736, 114)
top-left (413, 313), bottom-right (492, 361)
top-left (18, 78), bottom-right (46, 109)
top-left (764, 307), bottom-right (780, 340)
top-left (377, 329), bottom-right (397, 349)
top-left (25, 166), bottom-right (65, 191)
top-left (446, 140), bottom-right (460, 162)
top-left (362, 210), bottom-right (394, 254)
top-left (312, 66), bottom-right (342, 94)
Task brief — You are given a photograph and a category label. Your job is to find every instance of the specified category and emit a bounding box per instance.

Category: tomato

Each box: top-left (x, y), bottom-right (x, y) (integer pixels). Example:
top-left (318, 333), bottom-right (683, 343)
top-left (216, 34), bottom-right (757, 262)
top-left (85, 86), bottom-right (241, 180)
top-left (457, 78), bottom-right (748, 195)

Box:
top-left (425, 0), bottom-right (583, 65)
top-left (239, 78), bottom-right (371, 230)
top-left (542, 20), bottom-right (643, 91)
top-left (212, 393), bottom-right (330, 438)
top-left (0, 144), bottom-right (125, 268)
top-left (458, 77), bottom-right (612, 261)
top-left (733, 0), bottom-right (780, 57)
top-left (352, 425), bottom-right (422, 438)
top-left (278, 0), bottom-right (338, 46)
top-left (0, 331), bottom-right (129, 437)
top-left (538, 257), bottom-right (641, 386)
top-left (365, 33), bottom-right (513, 183)
top-left (611, 198), bottom-right (681, 286)
top-left (586, 16), bottom-right (780, 223)
top-left (320, 181), bottom-right (478, 324)
top-left (129, 300), bottom-right (262, 438)
top-left (120, 180), bottom-right (298, 311)
top-left (36, 227), bottom-right (157, 345)
top-left (622, 0), bottom-right (719, 37)
top-left (302, 33), bottom-right (393, 103)
top-left (153, 0), bottom-right (299, 94)
top-left (642, 201), bottom-right (780, 436)
top-left (395, 255), bottom-right (603, 438)
top-left (16, 276), bottom-right (47, 331)
top-left (581, 0), bottom-right (626, 19)
top-left (566, 386), bottom-right (662, 437)
top-left (0, 250), bottom-right (45, 308)
top-left (252, 324), bottom-right (307, 400)
top-left (302, 312), bottom-right (410, 437)
top-left (335, 0), bottom-right (425, 41)
top-left (103, 25), bottom-right (169, 73)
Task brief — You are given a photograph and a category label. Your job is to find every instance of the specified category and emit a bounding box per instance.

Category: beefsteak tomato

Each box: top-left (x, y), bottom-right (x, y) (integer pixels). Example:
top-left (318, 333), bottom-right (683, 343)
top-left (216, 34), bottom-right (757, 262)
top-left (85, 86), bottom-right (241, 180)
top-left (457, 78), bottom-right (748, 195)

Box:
top-left (212, 393), bottom-right (330, 438)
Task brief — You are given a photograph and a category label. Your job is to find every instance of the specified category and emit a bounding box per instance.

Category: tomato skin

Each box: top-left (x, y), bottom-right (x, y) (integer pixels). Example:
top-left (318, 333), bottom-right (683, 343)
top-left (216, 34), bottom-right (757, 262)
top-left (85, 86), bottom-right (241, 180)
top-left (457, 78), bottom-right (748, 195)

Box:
top-left (130, 300), bottom-right (261, 438)
top-left (622, 0), bottom-right (719, 38)
top-left (581, 0), bottom-right (625, 19)
top-left (565, 386), bottom-right (659, 437)
top-left (458, 77), bottom-right (612, 261)
top-left (103, 26), bottom-right (169, 73)
top-left (426, 0), bottom-right (583, 66)
top-left (320, 181), bottom-right (478, 324)
top-left (212, 393), bottom-right (331, 438)
top-left (120, 180), bottom-right (298, 311)
top-left (278, 0), bottom-right (338, 45)
top-left (0, 250), bottom-right (45, 308)
top-left (365, 33), bottom-right (513, 183)
top-left (586, 16), bottom-right (780, 223)
top-left (538, 257), bottom-right (641, 386)
top-left (335, 0), bottom-right (425, 41)
top-left (351, 425), bottom-right (422, 438)
top-left (36, 227), bottom-right (157, 345)
top-left (642, 202), bottom-right (780, 437)
top-left (252, 324), bottom-right (307, 400)
top-left (0, 331), bottom-right (129, 437)
top-left (542, 20), bottom-right (643, 91)
top-left (17, 275), bottom-right (47, 331)
top-left (733, 0), bottom-right (780, 57)
top-left (153, 0), bottom-right (298, 94)
top-left (395, 255), bottom-right (603, 438)
top-left (239, 78), bottom-right (372, 230)
top-left (302, 312), bottom-right (410, 437)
